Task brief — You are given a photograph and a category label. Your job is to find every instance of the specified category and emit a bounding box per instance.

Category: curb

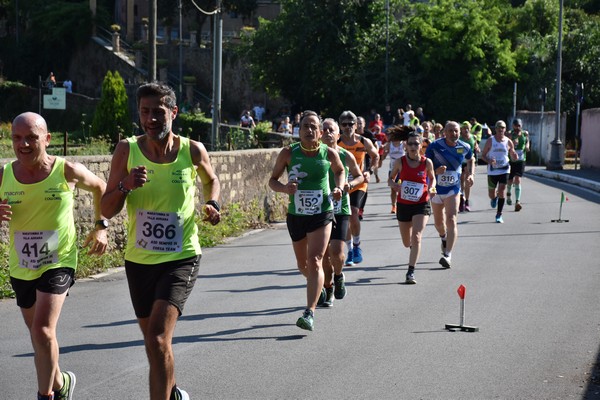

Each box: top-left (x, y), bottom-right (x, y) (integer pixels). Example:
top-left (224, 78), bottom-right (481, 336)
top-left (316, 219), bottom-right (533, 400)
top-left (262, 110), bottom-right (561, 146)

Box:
top-left (526, 169), bottom-right (600, 193)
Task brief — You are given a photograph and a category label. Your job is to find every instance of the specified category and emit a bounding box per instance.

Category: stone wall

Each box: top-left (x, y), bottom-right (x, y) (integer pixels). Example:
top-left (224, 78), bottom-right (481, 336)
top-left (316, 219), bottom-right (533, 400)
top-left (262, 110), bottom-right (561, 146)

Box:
top-left (0, 148), bottom-right (288, 250)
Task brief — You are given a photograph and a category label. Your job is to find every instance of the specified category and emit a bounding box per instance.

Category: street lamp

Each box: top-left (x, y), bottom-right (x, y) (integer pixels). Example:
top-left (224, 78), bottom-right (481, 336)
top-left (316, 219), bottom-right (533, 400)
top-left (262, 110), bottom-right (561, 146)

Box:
top-left (548, 0), bottom-right (564, 170)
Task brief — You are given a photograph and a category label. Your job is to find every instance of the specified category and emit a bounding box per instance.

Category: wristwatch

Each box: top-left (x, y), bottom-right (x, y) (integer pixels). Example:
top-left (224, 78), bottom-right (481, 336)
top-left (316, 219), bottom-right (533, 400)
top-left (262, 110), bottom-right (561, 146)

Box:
top-left (95, 219), bottom-right (109, 229)
top-left (206, 200), bottom-right (221, 212)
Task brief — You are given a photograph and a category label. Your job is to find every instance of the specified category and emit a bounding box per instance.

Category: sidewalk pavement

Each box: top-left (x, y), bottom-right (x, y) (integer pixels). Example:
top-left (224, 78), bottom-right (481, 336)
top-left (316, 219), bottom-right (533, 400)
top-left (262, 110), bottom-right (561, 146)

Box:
top-left (526, 165), bottom-right (600, 193)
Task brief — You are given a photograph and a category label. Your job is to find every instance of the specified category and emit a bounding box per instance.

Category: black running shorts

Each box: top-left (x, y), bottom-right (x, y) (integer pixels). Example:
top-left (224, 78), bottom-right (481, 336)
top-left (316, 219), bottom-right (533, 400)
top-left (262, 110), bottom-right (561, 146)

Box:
top-left (11, 267), bottom-right (75, 309)
top-left (125, 255), bottom-right (201, 318)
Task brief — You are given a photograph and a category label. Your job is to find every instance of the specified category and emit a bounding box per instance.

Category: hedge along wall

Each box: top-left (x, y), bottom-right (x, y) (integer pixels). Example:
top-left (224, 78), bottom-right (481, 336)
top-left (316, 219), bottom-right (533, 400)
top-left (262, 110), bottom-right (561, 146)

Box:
top-left (0, 148), bottom-right (288, 251)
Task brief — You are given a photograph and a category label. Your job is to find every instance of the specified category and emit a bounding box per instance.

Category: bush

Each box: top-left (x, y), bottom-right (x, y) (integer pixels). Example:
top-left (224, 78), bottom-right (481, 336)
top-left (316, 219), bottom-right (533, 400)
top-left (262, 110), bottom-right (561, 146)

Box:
top-left (176, 112), bottom-right (212, 142)
top-left (91, 71), bottom-right (131, 143)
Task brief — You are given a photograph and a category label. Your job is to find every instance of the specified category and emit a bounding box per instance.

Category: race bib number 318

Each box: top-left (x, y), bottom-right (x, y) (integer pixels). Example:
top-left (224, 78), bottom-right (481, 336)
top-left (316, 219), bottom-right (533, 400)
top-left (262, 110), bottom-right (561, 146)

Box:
top-left (135, 210), bottom-right (184, 252)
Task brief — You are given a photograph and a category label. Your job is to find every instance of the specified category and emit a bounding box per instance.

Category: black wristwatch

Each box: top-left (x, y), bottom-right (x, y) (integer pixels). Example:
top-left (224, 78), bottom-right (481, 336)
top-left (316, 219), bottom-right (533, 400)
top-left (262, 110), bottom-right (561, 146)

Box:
top-left (95, 219), bottom-right (109, 229)
top-left (206, 200), bottom-right (221, 212)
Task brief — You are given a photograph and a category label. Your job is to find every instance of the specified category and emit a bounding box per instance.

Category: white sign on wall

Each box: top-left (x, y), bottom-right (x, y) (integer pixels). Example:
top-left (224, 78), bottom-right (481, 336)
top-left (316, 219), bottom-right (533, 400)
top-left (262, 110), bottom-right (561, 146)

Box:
top-left (43, 88), bottom-right (66, 110)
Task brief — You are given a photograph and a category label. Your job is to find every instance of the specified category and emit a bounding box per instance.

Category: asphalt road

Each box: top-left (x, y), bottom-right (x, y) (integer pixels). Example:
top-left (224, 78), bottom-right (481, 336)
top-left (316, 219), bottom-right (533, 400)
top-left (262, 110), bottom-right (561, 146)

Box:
top-left (2, 164), bottom-right (600, 400)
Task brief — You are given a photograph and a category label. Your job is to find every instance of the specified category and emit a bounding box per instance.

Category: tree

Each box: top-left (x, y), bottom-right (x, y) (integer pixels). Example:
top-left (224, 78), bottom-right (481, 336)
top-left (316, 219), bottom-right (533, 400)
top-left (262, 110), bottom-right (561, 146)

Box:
top-left (91, 71), bottom-right (131, 142)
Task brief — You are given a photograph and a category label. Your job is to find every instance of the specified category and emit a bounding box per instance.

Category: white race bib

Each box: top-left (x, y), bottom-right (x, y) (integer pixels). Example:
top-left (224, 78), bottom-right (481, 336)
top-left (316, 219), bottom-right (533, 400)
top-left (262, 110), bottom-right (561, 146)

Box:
top-left (400, 181), bottom-right (425, 202)
top-left (15, 230), bottom-right (59, 270)
top-left (135, 210), bottom-right (183, 252)
top-left (294, 190), bottom-right (324, 215)
top-left (516, 149), bottom-right (525, 161)
top-left (437, 171), bottom-right (460, 187)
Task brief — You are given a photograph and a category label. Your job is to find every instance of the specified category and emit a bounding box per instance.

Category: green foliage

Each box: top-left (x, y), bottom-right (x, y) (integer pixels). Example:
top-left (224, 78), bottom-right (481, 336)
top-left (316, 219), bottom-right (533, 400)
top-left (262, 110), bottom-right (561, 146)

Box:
top-left (176, 111), bottom-right (212, 142)
top-left (91, 71), bottom-right (131, 143)
top-left (253, 121), bottom-right (273, 143)
top-left (226, 126), bottom-right (257, 150)
top-left (196, 201), bottom-right (267, 247)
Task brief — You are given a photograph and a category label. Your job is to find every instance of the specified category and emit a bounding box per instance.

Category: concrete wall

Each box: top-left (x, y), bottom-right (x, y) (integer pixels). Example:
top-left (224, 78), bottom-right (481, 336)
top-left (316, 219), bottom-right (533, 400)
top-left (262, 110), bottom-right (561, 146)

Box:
top-left (580, 108), bottom-right (600, 169)
top-left (0, 149), bottom-right (288, 250)
top-left (514, 111), bottom-right (566, 166)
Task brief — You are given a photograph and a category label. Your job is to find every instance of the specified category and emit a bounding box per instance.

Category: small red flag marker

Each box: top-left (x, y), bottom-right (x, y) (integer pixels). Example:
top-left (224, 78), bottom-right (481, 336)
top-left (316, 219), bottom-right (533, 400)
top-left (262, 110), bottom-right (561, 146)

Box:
top-left (445, 284), bottom-right (479, 332)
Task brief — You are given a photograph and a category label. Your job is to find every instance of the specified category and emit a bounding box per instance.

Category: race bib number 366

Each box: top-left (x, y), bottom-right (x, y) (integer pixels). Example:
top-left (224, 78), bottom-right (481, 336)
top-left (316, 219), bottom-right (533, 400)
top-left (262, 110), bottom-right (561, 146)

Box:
top-left (135, 210), bottom-right (184, 252)
top-left (15, 230), bottom-right (59, 270)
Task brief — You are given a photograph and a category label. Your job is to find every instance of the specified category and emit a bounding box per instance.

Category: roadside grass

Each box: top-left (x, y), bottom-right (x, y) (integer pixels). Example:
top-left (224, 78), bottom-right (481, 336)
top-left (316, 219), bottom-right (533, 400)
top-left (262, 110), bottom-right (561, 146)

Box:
top-left (0, 201), bottom-right (269, 299)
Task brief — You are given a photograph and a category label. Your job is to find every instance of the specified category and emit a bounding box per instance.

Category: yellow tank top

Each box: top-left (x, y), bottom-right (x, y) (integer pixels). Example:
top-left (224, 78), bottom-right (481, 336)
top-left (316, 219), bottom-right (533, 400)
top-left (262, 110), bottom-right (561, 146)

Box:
top-left (1, 158), bottom-right (77, 280)
top-left (125, 136), bottom-right (201, 264)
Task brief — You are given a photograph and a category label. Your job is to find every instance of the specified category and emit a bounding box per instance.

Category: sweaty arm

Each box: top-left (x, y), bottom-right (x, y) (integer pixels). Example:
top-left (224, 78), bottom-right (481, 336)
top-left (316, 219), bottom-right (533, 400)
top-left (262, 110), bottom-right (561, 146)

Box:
top-left (345, 152), bottom-right (365, 191)
top-left (65, 160), bottom-right (108, 254)
top-left (269, 147), bottom-right (296, 195)
top-left (327, 147), bottom-right (345, 201)
top-left (191, 140), bottom-right (221, 225)
top-left (101, 140), bottom-right (131, 219)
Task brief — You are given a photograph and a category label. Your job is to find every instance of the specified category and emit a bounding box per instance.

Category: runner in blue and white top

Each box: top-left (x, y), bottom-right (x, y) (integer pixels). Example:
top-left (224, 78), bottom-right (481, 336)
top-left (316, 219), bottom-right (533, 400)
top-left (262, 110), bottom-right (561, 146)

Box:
top-left (425, 121), bottom-right (475, 269)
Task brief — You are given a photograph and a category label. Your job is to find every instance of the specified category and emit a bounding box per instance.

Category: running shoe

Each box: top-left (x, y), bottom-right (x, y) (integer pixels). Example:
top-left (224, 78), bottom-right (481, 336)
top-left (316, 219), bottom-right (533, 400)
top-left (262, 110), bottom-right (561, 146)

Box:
top-left (173, 387), bottom-right (190, 400)
top-left (322, 287), bottom-right (334, 307)
top-left (464, 200), bottom-right (471, 212)
top-left (334, 273), bottom-right (346, 299)
top-left (38, 394), bottom-right (53, 400)
top-left (317, 287), bottom-right (327, 306)
top-left (345, 250), bottom-right (354, 266)
top-left (439, 255), bottom-right (451, 269)
top-left (391, 205), bottom-right (396, 214)
top-left (55, 371), bottom-right (76, 400)
top-left (495, 214), bottom-right (504, 223)
top-left (506, 194), bottom-right (512, 206)
top-left (352, 245), bottom-right (363, 264)
top-left (515, 201), bottom-right (522, 212)
top-left (490, 197), bottom-right (498, 208)
top-left (459, 196), bottom-right (465, 212)
top-left (296, 309), bottom-right (314, 331)
top-left (405, 269), bottom-right (416, 284)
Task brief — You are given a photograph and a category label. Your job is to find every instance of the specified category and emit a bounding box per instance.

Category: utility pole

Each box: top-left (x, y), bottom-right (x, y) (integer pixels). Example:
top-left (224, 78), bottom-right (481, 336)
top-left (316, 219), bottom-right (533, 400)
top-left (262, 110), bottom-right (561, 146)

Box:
top-left (548, 0), bottom-right (564, 170)
top-left (149, 0), bottom-right (157, 81)
top-left (211, 1), bottom-right (223, 150)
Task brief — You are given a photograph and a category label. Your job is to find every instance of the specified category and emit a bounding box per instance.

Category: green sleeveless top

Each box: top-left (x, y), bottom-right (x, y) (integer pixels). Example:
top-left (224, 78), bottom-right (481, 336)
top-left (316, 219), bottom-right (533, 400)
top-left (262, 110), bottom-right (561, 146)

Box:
top-left (287, 142), bottom-right (333, 216)
top-left (1, 158), bottom-right (77, 280)
top-left (125, 136), bottom-right (201, 264)
top-left (329, 147), bottom-right (350, 216)
top-left (510, 131), bottom-right (528, 161)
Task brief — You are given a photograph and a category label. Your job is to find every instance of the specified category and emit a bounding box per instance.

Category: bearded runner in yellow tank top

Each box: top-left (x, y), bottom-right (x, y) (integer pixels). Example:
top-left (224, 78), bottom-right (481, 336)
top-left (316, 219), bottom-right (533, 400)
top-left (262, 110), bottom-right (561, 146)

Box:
top-left (101, 82), bottom-right (221, 400)
top-left (125, 135), bottom-right (201, 264)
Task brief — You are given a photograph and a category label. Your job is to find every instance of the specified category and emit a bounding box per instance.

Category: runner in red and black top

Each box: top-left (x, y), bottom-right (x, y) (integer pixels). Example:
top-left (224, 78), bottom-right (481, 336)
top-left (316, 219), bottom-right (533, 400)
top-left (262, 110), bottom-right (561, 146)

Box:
top-left (388, 130), bottom-right (436, 284)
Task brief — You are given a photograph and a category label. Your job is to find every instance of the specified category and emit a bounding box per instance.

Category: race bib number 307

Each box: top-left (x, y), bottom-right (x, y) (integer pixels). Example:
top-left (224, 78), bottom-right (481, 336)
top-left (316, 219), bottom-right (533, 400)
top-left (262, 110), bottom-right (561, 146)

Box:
top-left (15, 230), bottom-right (59, 270)
top-left (135, 210), bottom-right (184, 252)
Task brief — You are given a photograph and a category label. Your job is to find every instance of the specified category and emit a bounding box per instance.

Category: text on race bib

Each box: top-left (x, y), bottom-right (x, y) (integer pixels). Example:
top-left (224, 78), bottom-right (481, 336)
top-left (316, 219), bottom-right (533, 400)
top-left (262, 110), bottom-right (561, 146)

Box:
top-left (135, 210), bottom-right (184, 252)
top-left (15, 230), bottom-right (59, 270)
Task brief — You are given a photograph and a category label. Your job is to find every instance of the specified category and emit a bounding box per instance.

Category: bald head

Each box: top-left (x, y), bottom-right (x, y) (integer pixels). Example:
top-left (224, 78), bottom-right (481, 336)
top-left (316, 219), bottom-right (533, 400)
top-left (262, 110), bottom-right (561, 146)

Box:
top-left (12, 112), bottom-right (48, 136)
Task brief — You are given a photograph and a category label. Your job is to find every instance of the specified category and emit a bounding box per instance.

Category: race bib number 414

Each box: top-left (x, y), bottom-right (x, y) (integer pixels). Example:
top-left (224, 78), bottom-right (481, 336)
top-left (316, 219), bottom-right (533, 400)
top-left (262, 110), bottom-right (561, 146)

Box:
top-left (135, 210), bottom-right (184, 252)
top-left (14, 230), bottom-right (59, 270)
